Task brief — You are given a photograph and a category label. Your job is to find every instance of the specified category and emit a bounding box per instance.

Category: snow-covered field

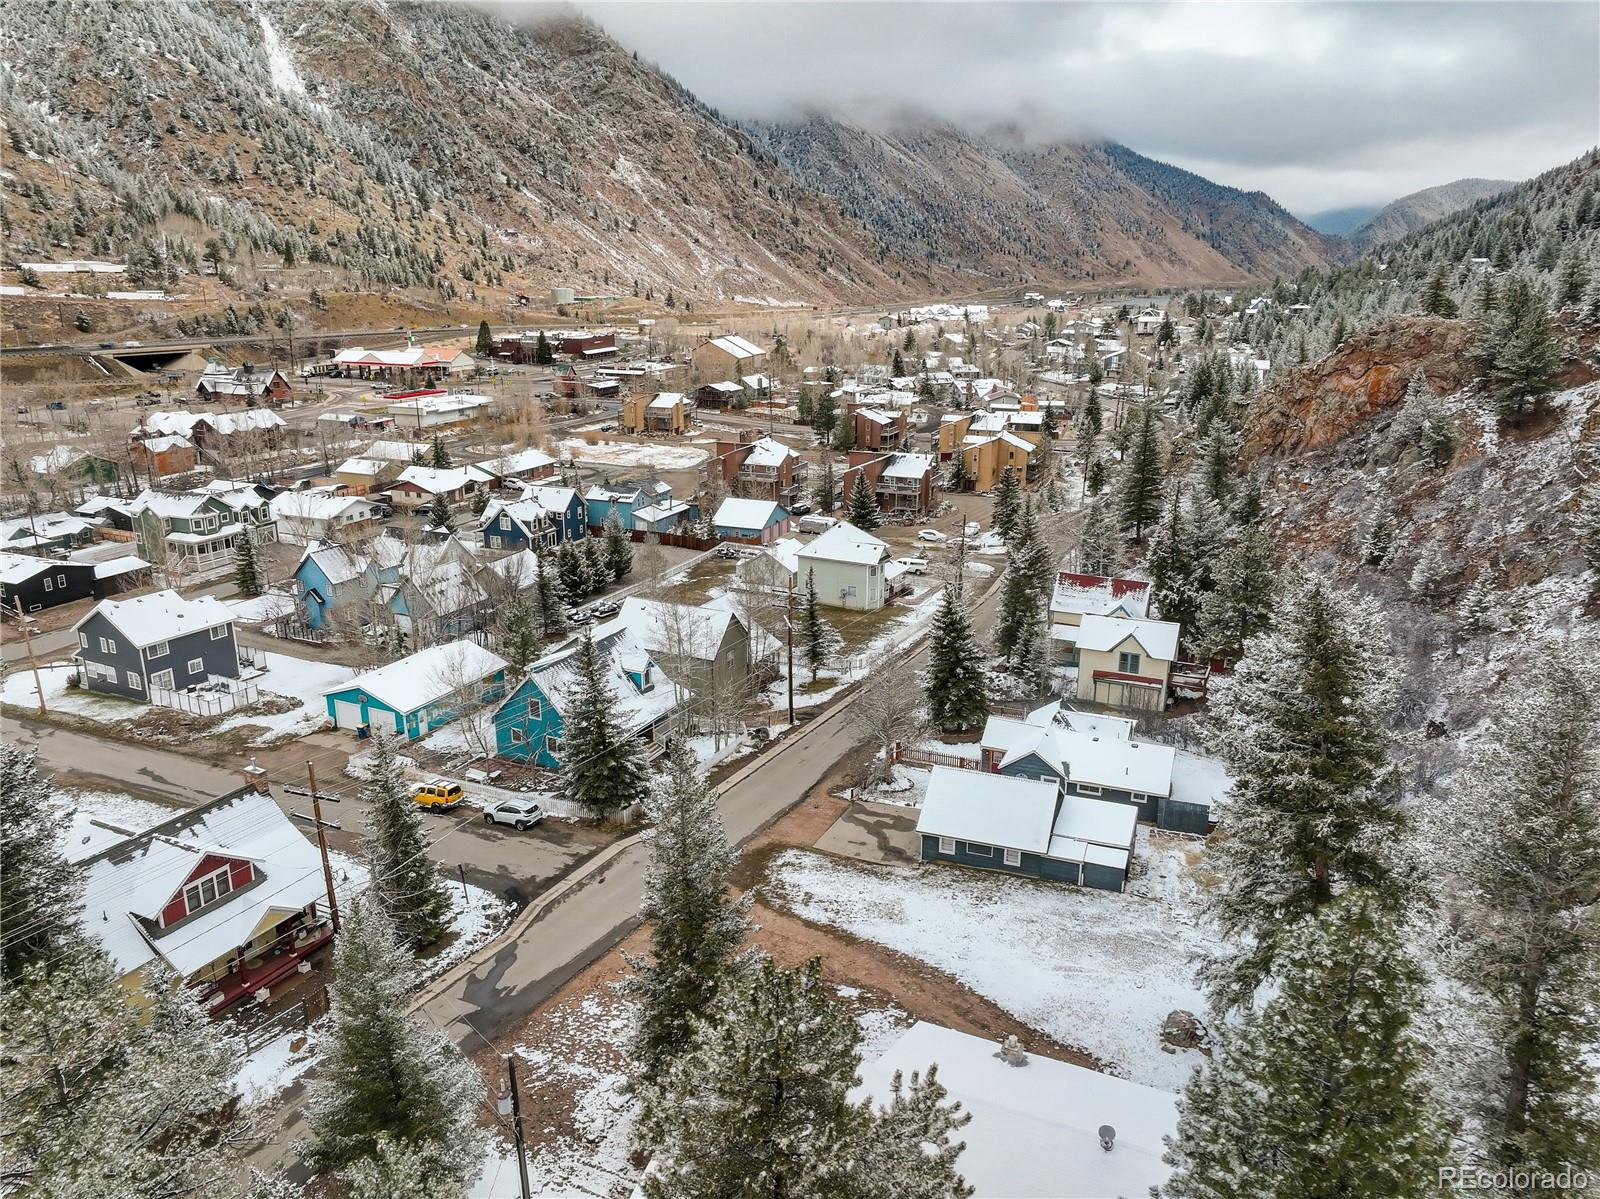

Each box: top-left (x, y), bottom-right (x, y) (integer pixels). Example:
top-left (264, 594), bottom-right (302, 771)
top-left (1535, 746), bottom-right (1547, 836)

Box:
top-left (225, 590), bottom-right (297, 623)
top-left (763, 833), bottom-right (1217, 1091)
top-left (558, 437), bottom-right (708, 471)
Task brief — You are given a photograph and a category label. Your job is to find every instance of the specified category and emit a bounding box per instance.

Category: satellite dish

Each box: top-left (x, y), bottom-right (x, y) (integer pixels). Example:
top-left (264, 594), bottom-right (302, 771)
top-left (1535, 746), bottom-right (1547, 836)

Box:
top-left (1098, 1124), bottom-right (1116, 1152)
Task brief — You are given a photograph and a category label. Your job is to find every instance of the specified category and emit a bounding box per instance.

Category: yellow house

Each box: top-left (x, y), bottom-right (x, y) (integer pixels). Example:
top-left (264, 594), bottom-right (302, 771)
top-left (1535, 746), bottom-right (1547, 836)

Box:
top-left (623, 391), bottom-right (689, 435)
top-left (692, 334), bottom-right (767, 380)
top-left (1072, 614), bottom-right (1181, 712)
top-left (957, 431), bottom-right (1040, 493)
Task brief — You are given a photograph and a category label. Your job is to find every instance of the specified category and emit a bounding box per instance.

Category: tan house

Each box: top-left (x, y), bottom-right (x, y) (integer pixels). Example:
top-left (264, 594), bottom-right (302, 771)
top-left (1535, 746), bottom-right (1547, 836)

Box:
top-left (334, 456), bottom-right (401, 493)
top-left (955, 430), bottom-right (1040, 492)
top-left (623, 391), bottom-right (689, 435)
top-left (1072, 614), bottom-right (1181, 712)
top-left (692, 334), bottom-right (767, 380)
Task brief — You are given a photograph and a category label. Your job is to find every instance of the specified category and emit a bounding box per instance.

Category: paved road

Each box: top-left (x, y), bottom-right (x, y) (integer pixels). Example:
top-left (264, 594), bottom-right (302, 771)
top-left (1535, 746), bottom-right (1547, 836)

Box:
top-left (3, 715), bottom-right (244, 803)
top-left (2, 627), bottom-right (79, 665)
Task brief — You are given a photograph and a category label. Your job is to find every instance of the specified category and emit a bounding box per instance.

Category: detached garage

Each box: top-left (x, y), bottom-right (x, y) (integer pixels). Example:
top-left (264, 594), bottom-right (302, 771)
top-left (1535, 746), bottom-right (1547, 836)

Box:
top-left (321, 640), bottom-right (508, 741)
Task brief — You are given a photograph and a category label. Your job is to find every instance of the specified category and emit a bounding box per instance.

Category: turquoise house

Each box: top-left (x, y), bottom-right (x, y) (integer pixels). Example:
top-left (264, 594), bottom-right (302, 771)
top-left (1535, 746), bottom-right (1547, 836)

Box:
top-left (493, 623), bottom-right (678, 766)
top-left (322, 640), bottom-right (509, 740)
top-left (583, 478), bottom-right (672, 530)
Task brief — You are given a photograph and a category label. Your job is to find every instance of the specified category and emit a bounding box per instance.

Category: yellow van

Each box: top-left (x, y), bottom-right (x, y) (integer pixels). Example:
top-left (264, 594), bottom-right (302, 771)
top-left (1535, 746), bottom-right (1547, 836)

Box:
top-left (411, 778), bottom-right (465, 812)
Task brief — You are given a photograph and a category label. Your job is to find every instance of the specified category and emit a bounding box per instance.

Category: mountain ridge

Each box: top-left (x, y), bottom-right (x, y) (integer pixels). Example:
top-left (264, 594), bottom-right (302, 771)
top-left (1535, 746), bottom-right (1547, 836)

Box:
top-left (1348, 177), bottom-right (1519, 250)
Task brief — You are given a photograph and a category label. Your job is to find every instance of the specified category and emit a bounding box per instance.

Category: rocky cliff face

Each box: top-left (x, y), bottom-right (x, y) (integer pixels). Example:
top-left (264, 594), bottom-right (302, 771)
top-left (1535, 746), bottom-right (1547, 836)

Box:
top-left (1242, 318), bottom-right (1481, 461)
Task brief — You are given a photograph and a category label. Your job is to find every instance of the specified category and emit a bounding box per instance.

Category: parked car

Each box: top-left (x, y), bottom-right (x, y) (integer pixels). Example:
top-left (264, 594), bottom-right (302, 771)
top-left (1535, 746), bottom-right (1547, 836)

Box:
top-left (411, 778), bottom-right (466, 812)
top-left (916, 529), bottom-right (947, 543)
top-left (789, 500), bottom-right (813, 516)
top-left (964, 522), bottom-right (981, 536)
top-left (566, 606), bottom-right (593, 625)
top-left (135, 394), bottom-right (162, 407)
top-left (483, 798), bottom-right (546, 830)
top-left (894, 557), bottom-right (930, 575)
top-left (714, 544), bottom-right (742, 560)
top-left (590, 600), bottom-right (619, 618)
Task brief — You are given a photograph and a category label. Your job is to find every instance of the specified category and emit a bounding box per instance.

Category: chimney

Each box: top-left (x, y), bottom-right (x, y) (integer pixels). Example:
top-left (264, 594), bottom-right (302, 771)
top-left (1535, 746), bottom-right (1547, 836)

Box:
top-left (241, 758), bottom-right (270, 796)
top-left (996, 1034), bottom-right (1028, 1068)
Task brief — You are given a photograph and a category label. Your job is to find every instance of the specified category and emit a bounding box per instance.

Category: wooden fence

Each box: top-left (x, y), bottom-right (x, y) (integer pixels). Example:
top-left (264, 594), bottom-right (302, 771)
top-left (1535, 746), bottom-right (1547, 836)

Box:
top-left (893, 745), bottom-right (981, 771)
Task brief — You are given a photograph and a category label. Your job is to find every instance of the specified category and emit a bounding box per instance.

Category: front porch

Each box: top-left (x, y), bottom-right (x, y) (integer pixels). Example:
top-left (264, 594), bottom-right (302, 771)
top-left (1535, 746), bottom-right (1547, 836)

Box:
top-left (198, 913), bottom-right (335, 1013)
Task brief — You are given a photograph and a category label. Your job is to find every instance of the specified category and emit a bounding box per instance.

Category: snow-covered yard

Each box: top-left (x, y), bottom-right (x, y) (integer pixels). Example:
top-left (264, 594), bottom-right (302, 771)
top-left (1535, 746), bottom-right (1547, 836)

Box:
top-left (558, 437), bottom-right (708, 471)
top-left (225, 590), bottom-right (297, 624)
top-left (762, 832), bottom-right (1218, 1091)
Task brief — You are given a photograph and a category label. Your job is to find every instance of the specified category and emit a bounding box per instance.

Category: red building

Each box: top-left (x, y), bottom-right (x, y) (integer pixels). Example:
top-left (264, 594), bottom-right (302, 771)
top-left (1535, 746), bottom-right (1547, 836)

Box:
top-left (839, 450), bottom-right (935, 514)
top-left (707, 430), bottom-right (805, 506)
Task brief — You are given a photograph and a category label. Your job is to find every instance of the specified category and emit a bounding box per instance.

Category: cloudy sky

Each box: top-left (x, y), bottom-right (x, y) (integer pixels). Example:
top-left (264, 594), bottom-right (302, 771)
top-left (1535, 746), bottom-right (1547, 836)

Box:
top-left (506, 1), bottom-right (1598, 216)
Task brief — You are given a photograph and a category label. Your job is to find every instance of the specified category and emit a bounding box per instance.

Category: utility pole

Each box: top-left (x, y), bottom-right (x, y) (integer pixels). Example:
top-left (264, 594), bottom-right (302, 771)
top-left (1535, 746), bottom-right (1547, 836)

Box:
top-left (785, 574), bottom-right (795, 725)
top-left (306, 760), bottom-right (341, 933)
top-left (504, 1055), bottom-right (532, 1199)
top-left (13, 597), bottom-right (47, 715)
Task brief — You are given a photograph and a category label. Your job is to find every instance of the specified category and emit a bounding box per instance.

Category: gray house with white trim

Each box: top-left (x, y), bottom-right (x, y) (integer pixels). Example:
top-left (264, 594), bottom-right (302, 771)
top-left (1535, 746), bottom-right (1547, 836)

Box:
top-left (73, 590), bottom-right (240, 702)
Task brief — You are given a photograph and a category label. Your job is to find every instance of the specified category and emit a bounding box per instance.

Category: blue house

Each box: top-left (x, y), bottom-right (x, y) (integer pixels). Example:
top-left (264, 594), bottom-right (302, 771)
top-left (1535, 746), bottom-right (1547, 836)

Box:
top-left (711, 497), bottom-right (789, 543)
top-left (504, 485), bottom-right (586, 543)
top-left (914, 766), bottom-right (1135, 892)
top-left (583, 478), bottom-right (671, 531)
top-left (631, 499), bottom-right (699, 534)
top-left (322, 640), bottom-right (509, 740)
top-left (978, 703), bottom-right (1210, 835)
top-left (492, 622), bottom-right (679, 767)
top-left (481, 497), bottom-right (558, 552)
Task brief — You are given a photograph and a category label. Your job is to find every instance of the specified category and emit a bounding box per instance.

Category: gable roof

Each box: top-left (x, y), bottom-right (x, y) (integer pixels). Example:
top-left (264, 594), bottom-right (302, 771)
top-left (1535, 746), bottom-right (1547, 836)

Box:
top-left (740, 437), bottom-right (797, 468)
top-left (704, 334), bottom-right (765, 359)
top-left (1050, 573), bottom-right (1153, 620)
top-left (270, 491), bottom-right (376, 523)
top-left (713, 497), bottom-right (785, 530)
top-left (614, 596), bottom-right (737, 663)
top-left (512, 625), bottom-right (679, 733)
top-left (915, 766), bottom-right (1060, 853)
top-left (797, 520), bottom-right (889, 567)
top-left (1075, 613), bottom-right (1180, 661)
top-left (395, 466), bottom-right (476, 495)
top-left (0, 550), bottom-right (86, 585)
top-left (980, 711), bottom-right (1175, 798)
top-left (76, 589), bottom-right (232, 648)
top-left (473, 447), bottom-right (556, 477)
top-left (326, 640), bottom-right (508, 714)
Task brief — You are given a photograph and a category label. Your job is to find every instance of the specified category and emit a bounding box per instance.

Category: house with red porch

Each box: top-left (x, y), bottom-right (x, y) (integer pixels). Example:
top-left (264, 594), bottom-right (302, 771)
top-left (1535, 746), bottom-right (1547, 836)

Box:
top-left (71, 784), bottom-right (335, 1013)
top-left (706, 431), bottom-right (806, 507)
top-left (838, 451), bottom-right (935, 514)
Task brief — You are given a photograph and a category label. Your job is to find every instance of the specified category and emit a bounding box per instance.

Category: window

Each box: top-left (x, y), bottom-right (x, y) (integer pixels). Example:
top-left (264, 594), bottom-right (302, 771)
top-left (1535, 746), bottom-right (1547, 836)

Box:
top-left (1131, 792), bottom-right (1148, 803)
top-left (187, 658), bottom-right (204, 674)
top-left (525, 698), bottom-right (542, 719)
top-left (499, 515), bottom-right (512, 530)
top-left (1118, 650), bottom-right (1142, 675)
top-left (150, 669), bottom-right (174, 690)
top-left (56, 574), bottom-right (65, 588)
top-left (545, 735), bottom-right (564, 757)
top-left (182, 867), bottom-right (234, 915)
top-left (43, 576), bottom-right (53, 592)
top-left (127, 672), bottom-right (143, 692)
top-left (78, 632), bottom-right (88, 649)
top-left (150, 640), bottom-right (169, 658)
top-left (98, 636), bottom-right (117, 654)
top-left (964, 843), bottom-right (993, 858)
top-left (210, 624), bottom-right (231, 640)
top-left (85, 662), bottom-right (117, 684)
top-left (508, 727), bottom-right (526, 744)
top-left (1077, 783), bottom-right (1102, 796)
top-left (937, 836), bottom-right (955, 854)
top-left (1003, 848), bottom-right (1022, 867)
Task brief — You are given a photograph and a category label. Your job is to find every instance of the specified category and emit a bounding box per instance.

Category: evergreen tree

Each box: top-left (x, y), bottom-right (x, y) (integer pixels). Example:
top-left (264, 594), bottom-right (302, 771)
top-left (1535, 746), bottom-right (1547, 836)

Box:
top-left (428, 435), bottom-right (451, 469)
top-left (813, 452), bottom-right (838, 511)
top-left (339, 1135), bottom-right (461, 1199)
top-left (474, 319), bottom-right (494, 356)
top-left (626, 747), bottom-right (752, 1085)
top-left (903, 327), bottom-right (916, 352)
top-left (846, 471), bottom-right (881, 531)
top-left (924, 586), bottom-right (989, 732)
top-left (858, 1067), bottom-right (975, 1199)
top-left (582, 536), bottom-right (609, 592)
top-left (559, 629), bottom-right (649, 815)
top-left (1199, 422), bottom-right (1235, 504)
top-left (639, 956), bottom-right (969, 1199)
top-left (811, 389), bottom-right (839, 441)
top-left (1451, 648), bottom-right (1600, 1173)
top-left (4, 937), bottom-right (249, 1197)
top-left (943, 451), bottom-right (969, 492)
top-left (833, 411), bottom-right (856, 452)
top-left (1478, 276), bottom-right (1563, 421)
top-left (1078, 497), bottom-right (1118, 576)
top-left (1195, 528), bottom-right (1276, 661)
top-left (533, 330), bottom-right (553, 364)
top-left (603, 509), bottom-right (633, 582)
top-left (498, 592), bottom-right (541, 674)
top-left (991, 465), bottom-right (1022, 542)
top-left (1408, 538), bottom-right (1450, 602)
top-left (1201, 573), bottom-right (1402, 1011)
top-left (306, 897), bottom-right (484, 1182)
top-left (1359, 502), bottom-right (1396, 567)
top-left (1039, 401), bottom-right (1059, 441)
top-left (1476, 269), bottom-right (1500, 318)
top-left (1116, 399), bottom-right (1165, 542)
top-left (426, 491), bottom-right (454, 533)
top-left (892, 349), bottom-right (905, 377)
top-left (556, 540), bottom-right (586, 602)
top-left (1, 745), bottom-right (79, 980)
top-left (1145, 492), bottom-right (1200, 633)
top-left (1421, 267), bottom-right (1458, 317)
top-left (1556, 250), bottom-right (1587, 308)
top-left (1009, 501), bottom-right (1054, 599)
top-left (800, 569), bottom-right (839, 682)
top-left (1077, 390), bottom-right (1103, 437)
top-left (536, 551), bottom-right (568, 636)
top-left (233, 530), bottom-right (264, 597)
top-left (1457, 569), bottom-right (1496, 632)
top-left (1163, 891), bottom-right (1445, 1199)
top-left (360, 735), bottom-right (452, 945)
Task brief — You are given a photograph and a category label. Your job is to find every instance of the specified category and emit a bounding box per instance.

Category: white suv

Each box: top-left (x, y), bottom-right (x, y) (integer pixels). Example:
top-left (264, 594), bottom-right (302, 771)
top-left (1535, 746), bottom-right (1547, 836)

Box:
top-left (483, 798), bottom-right (546, 830)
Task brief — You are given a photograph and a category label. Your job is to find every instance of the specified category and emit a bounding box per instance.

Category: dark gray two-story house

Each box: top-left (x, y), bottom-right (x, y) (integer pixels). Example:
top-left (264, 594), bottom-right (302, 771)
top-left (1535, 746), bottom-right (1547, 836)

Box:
top-left (0, 552), bottom-right (97, 613)
top-left (73, 590), bottom-right (241, 702)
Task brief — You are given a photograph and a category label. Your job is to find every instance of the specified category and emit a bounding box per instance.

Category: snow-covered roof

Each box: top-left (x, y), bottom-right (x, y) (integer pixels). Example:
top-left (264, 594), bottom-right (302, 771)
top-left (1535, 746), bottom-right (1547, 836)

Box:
top-left (364, 439), bottom-right (423, 463)
top-left (326, 640), bottom-right (508, 714)
top-left (29, 445), bottom-right (87, 474)
top-left (395, 466), bottom-right (476, 495)
top-left (854, 1021), bottom-right (1176, 1197)
top-left (77, 589), bottom-right (233, 649)
top-left (138, 409), bottom-right (284, 438)
top-left (335, 457), bottom-right (388, 477)
top-left (980, 712), bottom-right (1175, 798)
top-left (703, 380), bottom-right (743, 394)
top-left (128, 489), bottom-right (216, 519)
top-left (140, 434), bottom-right (194, 454)
top-left (740, 437), bottom-right (797, 468)
top-left (481, 497), bottom-right (555, 537)
top-left (517, 625), bottom-right (679, 733)
top-left (796, 521), bottom-right (889, 567)
top-left (647, 392), bottom-right (685, 410)
top-left (614, 596), bottom-right (737, 664)
top-left (881, 453), bottom-right (933, 481)
top-left (0, 513), bottom-right (95, 544)
top-left (704, 334), bottom-right (765, 360)
top-left (76, 788), bottom-right (329, 980)
top-left (474, 447), bottom-right (556, 477)
top-left (270, 491), bottom-right (376, 523)
top-left (632, 500), bottom-right (691, 524)
top-left (738, 537), bottom-right (805, 581)
top-left (855, 407), bottom-right (897, 426)
top-left (297, 542), bottom-right (368, 588)
top-left (0, 551), bottom-right (64, 584)
top-left (91, 556), bottom-right (149, 580)
top-left (713, 497), bottom-right (785, 530)
top-left (916, 766), bottom-right (1059, 853)
top-left (1075, 613), bottom-right (1180, 661)
top-left (1051, 793), bottom-right (1137, 850)
top-left (1050, 573), bottom-right (1152, 621)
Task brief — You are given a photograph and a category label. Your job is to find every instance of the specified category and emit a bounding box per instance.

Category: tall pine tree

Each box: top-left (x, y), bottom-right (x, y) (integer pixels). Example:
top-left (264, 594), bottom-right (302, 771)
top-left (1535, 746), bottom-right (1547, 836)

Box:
top-left (559, 629), bottom-right (649, 815)
top-left (1, 745), bottom-right (78, 979)
top-left (1116, 399), bottom-right (1165, 542)
top-left (603, 509), bottom-right (633, 581)
top-left (846, 472), bottom-right (881, 531)
top-left (306, 897), bottom-right (485, 1182)
top-left (233, 531), bottom-right (264, 597)
top-left (1078, 497), bottom-right (1117, 576)
top-left (991, 466), bottom-right (1022, 542)
top-left (800, 569), bottom-right (840, 682)
top-left (536, 551), bottom-right (568, 636)
top-left (924, 586), bottom-right (989, 732)
top-left (1201, 573), bottom-right (1402, 1011)
top-left (361, 734), bottom-right (452, 946)
top-left (1195, 527), bottom-right (1276, 662)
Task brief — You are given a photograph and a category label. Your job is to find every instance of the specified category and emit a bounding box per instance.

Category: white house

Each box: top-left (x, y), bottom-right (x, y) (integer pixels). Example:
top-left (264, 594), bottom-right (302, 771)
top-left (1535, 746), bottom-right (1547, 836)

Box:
top-left (1073, 614), bottom-right (1182, 712)
top-left (854, 1023), bottom-right (1177, 1198)
top-left (794, 520), bottom-right (891, 611)
top-left (269, 491), bottom-right (384, 545)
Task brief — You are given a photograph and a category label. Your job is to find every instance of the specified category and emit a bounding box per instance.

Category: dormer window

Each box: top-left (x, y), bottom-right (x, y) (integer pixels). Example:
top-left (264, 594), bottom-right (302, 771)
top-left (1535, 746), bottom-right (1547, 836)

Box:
top-left (183, 866), bottom-right (235, 914)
